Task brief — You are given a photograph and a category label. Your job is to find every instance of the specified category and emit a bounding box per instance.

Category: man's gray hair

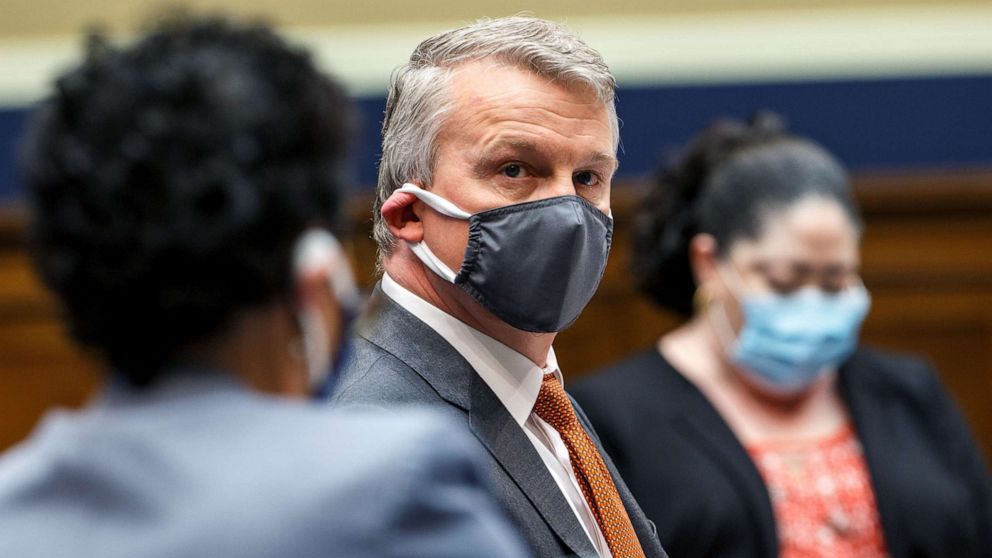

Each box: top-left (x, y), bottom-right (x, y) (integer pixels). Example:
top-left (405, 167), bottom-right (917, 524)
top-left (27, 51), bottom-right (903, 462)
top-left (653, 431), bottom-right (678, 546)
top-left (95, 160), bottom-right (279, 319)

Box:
top-left (373, 16), bottom-right (618, 259)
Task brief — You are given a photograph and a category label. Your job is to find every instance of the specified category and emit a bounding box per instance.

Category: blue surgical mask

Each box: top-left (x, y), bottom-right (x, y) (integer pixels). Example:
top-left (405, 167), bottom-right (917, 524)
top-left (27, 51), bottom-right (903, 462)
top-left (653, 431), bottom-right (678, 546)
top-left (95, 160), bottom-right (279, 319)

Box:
top-left (713, 268), bottom-right (871, 395)
top-left (392, 184), bottom-right (613, 333)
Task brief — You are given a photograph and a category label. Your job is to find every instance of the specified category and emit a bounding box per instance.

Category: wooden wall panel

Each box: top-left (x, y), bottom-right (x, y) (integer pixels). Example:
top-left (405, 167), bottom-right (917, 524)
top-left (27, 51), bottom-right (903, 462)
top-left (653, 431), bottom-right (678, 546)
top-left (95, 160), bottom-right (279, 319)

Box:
top-left (0, 245), bottom-right (102, 450)
top-left (1, 170), bottom-right (991, 464)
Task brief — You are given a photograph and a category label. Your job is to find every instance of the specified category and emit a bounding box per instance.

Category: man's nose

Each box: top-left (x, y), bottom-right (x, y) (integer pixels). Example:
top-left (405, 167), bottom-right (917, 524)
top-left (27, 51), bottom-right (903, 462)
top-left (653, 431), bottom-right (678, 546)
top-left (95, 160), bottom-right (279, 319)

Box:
top-left (542, 173), bottom-right (577, 199)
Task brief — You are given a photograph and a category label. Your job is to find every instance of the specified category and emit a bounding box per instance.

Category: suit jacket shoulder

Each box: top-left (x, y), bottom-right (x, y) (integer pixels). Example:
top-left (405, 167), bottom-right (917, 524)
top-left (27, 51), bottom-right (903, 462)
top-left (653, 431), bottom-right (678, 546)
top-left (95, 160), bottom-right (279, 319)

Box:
top-left (0, 382), bottom-right (528, 558)
top-left (333, 336), bottom-right (442, 408)
top-left (314, 409), bottom-right (531, 558)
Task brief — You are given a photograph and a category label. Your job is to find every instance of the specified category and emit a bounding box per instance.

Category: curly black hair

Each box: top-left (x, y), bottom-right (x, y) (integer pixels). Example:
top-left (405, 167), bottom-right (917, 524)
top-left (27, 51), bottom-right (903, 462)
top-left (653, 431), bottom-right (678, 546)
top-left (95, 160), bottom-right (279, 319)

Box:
top-left (631, 111), bottom-right (861, 317)
top-left (21, 15), bottom-right (353, 385)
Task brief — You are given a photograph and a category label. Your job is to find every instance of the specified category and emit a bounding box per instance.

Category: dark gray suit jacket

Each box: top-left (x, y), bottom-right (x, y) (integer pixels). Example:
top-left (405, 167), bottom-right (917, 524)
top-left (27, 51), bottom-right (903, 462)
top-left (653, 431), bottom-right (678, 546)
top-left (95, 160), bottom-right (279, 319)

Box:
top-left (332, 285), bottom-right (667, 558)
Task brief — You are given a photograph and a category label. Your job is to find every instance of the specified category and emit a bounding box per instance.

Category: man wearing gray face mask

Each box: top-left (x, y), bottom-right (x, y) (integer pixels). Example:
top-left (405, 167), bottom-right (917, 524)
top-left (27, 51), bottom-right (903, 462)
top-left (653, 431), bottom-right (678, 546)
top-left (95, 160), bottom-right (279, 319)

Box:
top-left (332, 16), bottom-right (667, 558)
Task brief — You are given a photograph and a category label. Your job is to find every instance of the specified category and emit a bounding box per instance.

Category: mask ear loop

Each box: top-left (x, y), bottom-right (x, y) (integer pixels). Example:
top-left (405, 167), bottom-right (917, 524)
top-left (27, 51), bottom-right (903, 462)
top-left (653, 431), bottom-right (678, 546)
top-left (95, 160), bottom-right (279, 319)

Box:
top-left (396, 183), bottom-right (472, 219)
top-left (406, 242), bottom-right (457, 283)
top-left (391, 184), bottom-right (471, 284)
top-left (709, 297), bottom-right (739, 358)
top-left (293, 229), bottom-right (348, 389)
top-left (298, 305), bottom-right (330, 389)
top-left (707, 262), bottom-right (748, 357)
top-left (718, 261), bottom-right (749, 302)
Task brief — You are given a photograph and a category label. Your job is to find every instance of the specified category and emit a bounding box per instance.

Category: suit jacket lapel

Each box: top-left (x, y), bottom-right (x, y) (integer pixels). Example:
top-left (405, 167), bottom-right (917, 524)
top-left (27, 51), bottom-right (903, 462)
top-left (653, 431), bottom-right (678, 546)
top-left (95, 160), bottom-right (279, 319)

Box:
top-left (359, 285), bottom-right (599, 557)
top-left (470, 376), bottom-right (599, 557)
top-left (356, 286), bottom-right (473, 407)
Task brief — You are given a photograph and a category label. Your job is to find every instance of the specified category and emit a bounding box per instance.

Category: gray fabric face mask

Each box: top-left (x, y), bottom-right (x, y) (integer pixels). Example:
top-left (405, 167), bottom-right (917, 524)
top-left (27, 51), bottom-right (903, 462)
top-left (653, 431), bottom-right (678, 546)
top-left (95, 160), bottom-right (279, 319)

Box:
top-left (396, 183), bottom-right (613, 333)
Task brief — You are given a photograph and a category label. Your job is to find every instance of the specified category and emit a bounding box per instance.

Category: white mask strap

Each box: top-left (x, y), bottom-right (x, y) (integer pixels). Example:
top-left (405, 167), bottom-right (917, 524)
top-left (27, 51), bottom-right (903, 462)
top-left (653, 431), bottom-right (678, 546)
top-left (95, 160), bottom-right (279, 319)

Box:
top-left (717, 262), bottom-right (749, 301)
top-left (408, 239), bottom-right (459, 284)
top-left (709, 297), bottom-right (740, 357)
top-left (294, 229), bottom-right (362, 310)
top-left (293, 228), bottom-right (360, 388)
top-left (299, 305), bottom-right (331, 388)
top-left (397, 183), bottom-right (472, 220)
top-left (394, 184), bottom-right (465, 284)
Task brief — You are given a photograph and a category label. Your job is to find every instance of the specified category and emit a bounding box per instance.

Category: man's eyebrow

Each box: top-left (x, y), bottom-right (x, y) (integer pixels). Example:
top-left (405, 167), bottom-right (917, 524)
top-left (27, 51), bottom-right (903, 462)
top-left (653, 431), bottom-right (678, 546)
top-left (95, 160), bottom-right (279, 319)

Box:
top-left (471, 139), bottom-right (544, 176)
top-left (480, 139), bottom-right (543, 158)
top-left (585, 151), bottom-right (620, 172)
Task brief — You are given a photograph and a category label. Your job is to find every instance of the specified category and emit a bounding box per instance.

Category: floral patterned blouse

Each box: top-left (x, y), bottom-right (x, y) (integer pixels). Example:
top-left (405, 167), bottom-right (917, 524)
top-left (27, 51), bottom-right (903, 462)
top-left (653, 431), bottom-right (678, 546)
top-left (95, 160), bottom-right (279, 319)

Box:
top-left (748, 425), bottom-right (888, 558)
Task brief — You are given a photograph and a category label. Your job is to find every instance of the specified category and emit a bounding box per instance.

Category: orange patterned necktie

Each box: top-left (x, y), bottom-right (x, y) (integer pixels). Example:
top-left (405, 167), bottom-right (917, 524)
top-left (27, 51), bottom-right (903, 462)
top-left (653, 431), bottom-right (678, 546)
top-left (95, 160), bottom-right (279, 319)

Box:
top-left (533, 373), bottom-right (646, 558)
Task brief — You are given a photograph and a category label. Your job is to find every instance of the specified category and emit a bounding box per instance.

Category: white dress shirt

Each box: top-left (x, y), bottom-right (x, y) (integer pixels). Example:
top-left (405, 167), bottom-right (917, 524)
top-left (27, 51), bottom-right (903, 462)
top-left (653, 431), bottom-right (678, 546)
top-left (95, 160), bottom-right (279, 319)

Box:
top-left (381, 273), bottom-right (613, 558)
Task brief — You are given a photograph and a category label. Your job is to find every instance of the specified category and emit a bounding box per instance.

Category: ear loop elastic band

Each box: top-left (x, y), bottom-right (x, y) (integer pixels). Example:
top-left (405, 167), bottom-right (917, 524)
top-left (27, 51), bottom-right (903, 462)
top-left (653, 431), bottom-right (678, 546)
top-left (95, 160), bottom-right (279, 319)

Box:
top-left (395, 184), bottom-right (471, 283)
top-left (396, 183), bottom-right (472, 219)
top-left (293, 229), bottom-right (345, 388)
top-left (708, 263), bottom-right (746, 356)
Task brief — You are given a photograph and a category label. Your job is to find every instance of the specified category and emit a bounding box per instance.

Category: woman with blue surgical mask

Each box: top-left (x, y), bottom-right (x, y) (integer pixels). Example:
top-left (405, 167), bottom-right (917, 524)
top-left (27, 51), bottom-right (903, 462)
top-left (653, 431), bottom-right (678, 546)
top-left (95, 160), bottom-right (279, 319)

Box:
top-left (570, 112), bottom-right (992, 558)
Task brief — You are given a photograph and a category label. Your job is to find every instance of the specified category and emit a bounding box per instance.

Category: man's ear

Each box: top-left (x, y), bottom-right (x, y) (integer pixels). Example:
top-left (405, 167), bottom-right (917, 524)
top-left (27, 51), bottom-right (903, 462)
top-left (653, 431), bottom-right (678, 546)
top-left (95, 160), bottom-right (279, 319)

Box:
top-left (381, 189), bottom-right (424, 243)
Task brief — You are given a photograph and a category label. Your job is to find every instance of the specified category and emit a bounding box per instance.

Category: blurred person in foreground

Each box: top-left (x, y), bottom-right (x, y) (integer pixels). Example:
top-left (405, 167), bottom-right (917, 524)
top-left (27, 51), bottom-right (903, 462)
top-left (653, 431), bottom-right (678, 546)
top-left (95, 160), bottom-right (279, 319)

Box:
top-left (570, 112), bottom-right (992, 558)
top-left (0, 15), bottom-right (527, 558)
top-left (332, 16), bottom-right (666, 558)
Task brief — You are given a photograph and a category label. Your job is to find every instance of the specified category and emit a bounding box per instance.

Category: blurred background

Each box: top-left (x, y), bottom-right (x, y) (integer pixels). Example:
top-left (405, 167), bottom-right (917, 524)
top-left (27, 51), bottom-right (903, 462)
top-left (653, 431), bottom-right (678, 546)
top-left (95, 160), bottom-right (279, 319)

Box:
top-left (1, 0), bottom-right (990, 459)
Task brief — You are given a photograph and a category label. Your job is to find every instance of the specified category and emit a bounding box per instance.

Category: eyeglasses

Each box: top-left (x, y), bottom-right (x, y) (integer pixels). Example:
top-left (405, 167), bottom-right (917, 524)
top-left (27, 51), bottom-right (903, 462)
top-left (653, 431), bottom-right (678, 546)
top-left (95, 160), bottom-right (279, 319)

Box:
top-left (742, 260), bottom-right (862, 295)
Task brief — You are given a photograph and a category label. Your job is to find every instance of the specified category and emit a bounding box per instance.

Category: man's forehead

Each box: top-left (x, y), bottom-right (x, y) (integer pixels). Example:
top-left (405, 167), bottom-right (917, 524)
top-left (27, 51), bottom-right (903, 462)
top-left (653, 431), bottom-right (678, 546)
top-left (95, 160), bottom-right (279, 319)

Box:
top-left (447, 59), bottom-right (601, 102)
top-left (440, 62), bottom-right (614, 145)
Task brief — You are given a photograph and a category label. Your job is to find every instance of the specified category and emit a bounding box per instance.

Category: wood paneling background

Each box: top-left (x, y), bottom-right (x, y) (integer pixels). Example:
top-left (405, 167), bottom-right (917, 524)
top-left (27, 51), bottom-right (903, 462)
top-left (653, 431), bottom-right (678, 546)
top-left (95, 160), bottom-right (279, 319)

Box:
top-left (2, 170), bottom-right (991, 462)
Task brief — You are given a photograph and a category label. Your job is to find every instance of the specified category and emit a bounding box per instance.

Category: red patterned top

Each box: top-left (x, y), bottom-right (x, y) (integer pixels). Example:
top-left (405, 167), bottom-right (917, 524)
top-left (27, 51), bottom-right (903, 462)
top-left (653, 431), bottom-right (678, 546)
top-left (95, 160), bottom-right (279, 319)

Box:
top-left (747, 425), bottom-right (888, 558)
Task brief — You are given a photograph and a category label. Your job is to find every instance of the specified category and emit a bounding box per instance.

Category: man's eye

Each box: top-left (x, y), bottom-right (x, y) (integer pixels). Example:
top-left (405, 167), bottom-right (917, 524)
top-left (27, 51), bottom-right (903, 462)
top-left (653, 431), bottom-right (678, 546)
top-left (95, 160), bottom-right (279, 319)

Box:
top-left (574, 170), bottom-right (599, 187)
top-left (501, 164), bottom-right (525, 178)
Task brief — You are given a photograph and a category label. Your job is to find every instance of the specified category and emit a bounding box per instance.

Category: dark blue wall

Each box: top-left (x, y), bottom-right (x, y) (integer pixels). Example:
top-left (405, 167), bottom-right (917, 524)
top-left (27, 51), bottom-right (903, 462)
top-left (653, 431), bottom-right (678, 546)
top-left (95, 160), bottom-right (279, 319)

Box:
top-left (0, 109), bottom-right (27, 202)
top-left (3, 73), bottom-right (991, 202)
top-left (612, 74), bottom-right (992, 178)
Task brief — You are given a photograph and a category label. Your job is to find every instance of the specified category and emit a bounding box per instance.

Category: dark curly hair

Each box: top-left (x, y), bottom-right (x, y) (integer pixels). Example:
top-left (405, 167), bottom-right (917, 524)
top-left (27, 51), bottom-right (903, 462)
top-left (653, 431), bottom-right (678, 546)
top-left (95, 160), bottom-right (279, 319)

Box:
top-left (631, 111), bottom-right (861, 317)
top-left (21, 15), bottom-right (353, 386)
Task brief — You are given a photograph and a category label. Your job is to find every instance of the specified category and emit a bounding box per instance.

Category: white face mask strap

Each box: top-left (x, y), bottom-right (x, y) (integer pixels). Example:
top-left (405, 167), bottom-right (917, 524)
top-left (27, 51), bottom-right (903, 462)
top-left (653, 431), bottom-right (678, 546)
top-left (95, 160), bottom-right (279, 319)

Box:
top-left (295, 229), bottom-right (361, 308)
top-left (709, 297), bottom-right (740, 356)
top-left (299, 305), bottom-right (331, 388)
top-left (397, 183), bottom-right (472, 220)
top-left (408, 239), bottom-right (459, 283)
top-left (394, 183), bottom-right (464, 284)
top-left (704, 261), bottom-right (746, 356)
top-left (719, 261), bottom-right (748, 297)
top-left (293, 228), bottom-right (356, 388)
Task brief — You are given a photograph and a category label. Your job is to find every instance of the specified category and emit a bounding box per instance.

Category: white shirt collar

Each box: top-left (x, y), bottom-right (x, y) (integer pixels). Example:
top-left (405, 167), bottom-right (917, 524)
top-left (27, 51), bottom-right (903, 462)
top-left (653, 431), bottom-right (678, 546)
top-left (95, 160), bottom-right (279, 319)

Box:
top-left (381, 273), bottom-right (560, 426)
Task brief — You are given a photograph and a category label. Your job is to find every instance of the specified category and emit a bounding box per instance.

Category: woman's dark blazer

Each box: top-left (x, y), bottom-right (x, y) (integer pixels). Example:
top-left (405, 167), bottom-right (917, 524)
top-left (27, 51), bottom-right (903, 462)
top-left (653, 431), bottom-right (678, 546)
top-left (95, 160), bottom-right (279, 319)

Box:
top-left (570, 346), bottom-right (992, 558)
